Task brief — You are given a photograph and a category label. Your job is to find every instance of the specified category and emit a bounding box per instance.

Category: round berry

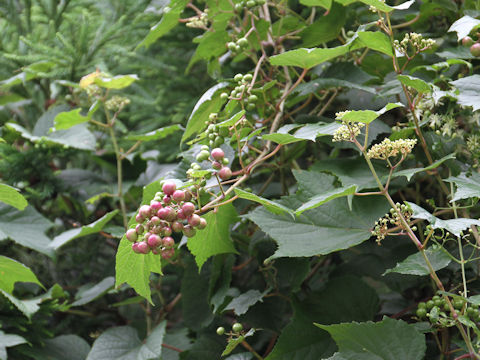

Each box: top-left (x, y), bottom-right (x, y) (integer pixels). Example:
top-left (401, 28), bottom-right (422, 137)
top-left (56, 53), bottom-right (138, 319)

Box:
top-left (471, 43), bottom-right (480, 57)
top-left (135, 214), bottom-right (145, 224)
top-left (454, 299), bottom-right (465, 310)
top-left (182, 202), bottom-right (196, 217)
top-left (426, 300), bottom-right (434, 310)
top-left (132, 242), bottom-right (141, 253)
top-left (416, 308), bottom-right (427, 319)
top-left (177, 209), bottom-right (186, 220)
top-left (135, 224), bottom-right (145, 234)
top-left (139, 205), bottom-right (151, 218)
top-left (162, 226), bottom-right (173, 237)
top-left (157, 207), bottom-right (170, 220)
top-left (172, 190), bottom-right (186, 202)
top-left (220, 92), bottom-right (229, 100)
top-left (126, 229), bottom-right (138, 242)
top-left (150, 201), bottom-right (163, 211)
top-left (164, 207), bottom-right (177, 222)
top-left (222, 158), bottom-right (229, 165)
top-left (172, 221), bottom-right (184, 233)
top-left (211, 148), bottom-right (225, 161)
top-left (188, 214), bottom-right (202, 227)
top-left (216, 327), bottom-right (225, 335)
top-left (162, 181), bottom-right (177, 196)
top-left (161, 248), bottom-right (175, 259)
top-left (227, 42), bottom-right (237, 51)
top-left (147, 234), bottom-right (162, 248)
top-left (183, 225), bottom-right (196, 238)
top-left (237, 37), bottom-right (248, 48)
top-left (197, 217), bottom-right (208, 230)
top-left (247, 103), bottom-right (256, 111)
top-left (184, 191), bottom-right (193, 202)
top-left (234, 73), bottom-right (243, 82)
top-left (232, 323), bottom-right (243, 333)
top-left (234, 3), bottom-right (243, 11)
top-left (248, 94), bottom-right (258, 103)
top-left (212, 161), bottom-right (222, 170)
top-left (243, 74), bottom-right (253, 82)
top-left (219, 167), bottom-right (232, 180)
top-left (163, 236), bottom-right (175, 247)
top-left (463, 36), bottom-right (474, 47)
top-left (151, 216), bottom-right (161, 225)
top-left (137, 241), bottom-right (150, 254)
top-left (163, 195), bottom-right (172, 204)
top-left (214, 136), bottom-right (224, 147)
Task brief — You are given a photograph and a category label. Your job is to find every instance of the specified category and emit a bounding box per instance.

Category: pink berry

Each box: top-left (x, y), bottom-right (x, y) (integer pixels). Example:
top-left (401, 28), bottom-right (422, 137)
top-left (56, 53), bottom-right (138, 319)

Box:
top-left (150, 201), bottom-right (163, 211)
top-left (135, 224), bottom-right (144, 234)
top-left (182, 202), bottom-right (196, 217)
top-left (188, 214), bottom-right (201, 227)
top-left (219, 167), bottom-right (232, 180)
top-left (137, 241), bottom-right (150, 254)
top-left (172, 190), bottom-right (186, 202)
top-left (157, 207), bottom-right (169, 219)
top-left (144, 232), bottom-right (152, 240)
top-left (152, 248), bottom-right (161, 255)
top-left (177, 209), bottom-right (186, 220)
top-left (471, 43), bottom-right (480, 57)
top-left (463, 36), bottom-right (474, 47)
top-left (161, 248), bottom-right (175, 259)
top-left (211, 148), bottom-right (225, 161)
top-left (132, 242), bottom-right (141, 253)
top-left (163, 236), bottom-right (175, 247)
top-left (139, 205), bottom-right (151, 218)
top-left (126, 229), bottom-right (138, 242)
top-left (162, 181), bottom-right (176, 196)
top-left (163, 195), bottom-right (171, 204)
top-left (197, 217), bottom-right (207, 230)
top-left (164, 207), bottom-right (177, 222)
top-left (135, 214), bottom-right (145, 223)
top-left (151, 216), bottom-right (161, 225)
top-left (183, 225), bottom-right (196, 238)
top-left (184, 191), bottom-right (193, 202)
top-left (172, 221), bottom-right (184, 233)
top-left (162, 226), bottom-right (172, 237)
top-left (147, 234), bottom-right (162, 248)
top-left (212, 161), bottom-right (222, 170)
top-left (152, 226), bottom-right (161, 234)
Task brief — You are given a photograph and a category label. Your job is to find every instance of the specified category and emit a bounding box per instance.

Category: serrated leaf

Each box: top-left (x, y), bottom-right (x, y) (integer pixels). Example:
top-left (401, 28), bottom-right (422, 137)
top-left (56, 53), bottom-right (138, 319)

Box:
top-left (0, 256), bottom-right (43, 295)
top-left (356, 31), bottom-right (393, 56)
top-left (262, 133), bottom-right (304, 144)
top-left (295, 185), bottom-right (357, 215)
top-left (450, 75), bottom-right (480, 111)
top-left (245, 195), bottom-right (389, 260)
top-left (315, 317), bottom-right (426, 360)
top-left (408, 202), bottom-right (480, 237)
top-left (384, 247), bottom-right (451, 276)
top-left (0, 330), bottom-right (27, 359)
top-left (137, 0), bottom-right (189, 49)
top-left (224, 290), bottom-right (267, 316)
top-left (49, 210), bottom-right (118, 250)
top-left (448, 15), bottom-right (480, 41)
top-left (72, 277), bottom-right (115, 306)
top-left (0, 204), bottom-right (53, 256)
top-left (389, 154), bottom-right (455, 182)
top-left (0, 290), bottom-right (42, 319)
top-left (33, 335), bottom-right (91, 360)
top-left (397, 75), bottom-right (432, 93)
top-left (187, 202), bottom-right (238, 270)
top-left (445, 172), bottom-right (480, 201)
top-left (0, 184), bottom-right (27, 210)
top-left (182, 82), bottom-right (228, 142)
top-left (338, 103), bottom-right (402, 124)
top-left (86, 323), bottom-right (166, 360)
top-left (235, 189), bottom-right (293, 215)
top-left (299, 0), bottom-right (331, 9)
top-left (93, 74), bottom-right (138, 89)
top-left (54, 108), bottom-right (89, 130)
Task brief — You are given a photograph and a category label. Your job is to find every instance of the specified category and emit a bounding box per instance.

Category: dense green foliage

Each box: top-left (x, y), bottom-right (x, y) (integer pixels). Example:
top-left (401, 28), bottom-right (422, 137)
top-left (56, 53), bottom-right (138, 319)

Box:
top-left (3, 0), bottom-right (480, 359)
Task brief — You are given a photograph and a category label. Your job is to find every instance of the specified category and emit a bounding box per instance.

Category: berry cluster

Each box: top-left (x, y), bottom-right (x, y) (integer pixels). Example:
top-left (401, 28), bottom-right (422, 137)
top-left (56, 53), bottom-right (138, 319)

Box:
top-left (416, 295), bottom-right (480, 327)
top-left (124, 181), bottom-right (207, 259)
top-left (221, 73), bottom-right (258, 110)
top-left (332, 119), bottom-right (365, 142)
top-left (191, 146), bottom-right (232, 181)
top-left (203, 114), bottom-right (229, 148)
top-left (372, 203), bottom-right (414, 244)
top-left (216, 322), bottom-right (243, 336)
top-left (233, 0), bottom-right (266, 12)
top-left (227, 37), bottom-right (249, 54)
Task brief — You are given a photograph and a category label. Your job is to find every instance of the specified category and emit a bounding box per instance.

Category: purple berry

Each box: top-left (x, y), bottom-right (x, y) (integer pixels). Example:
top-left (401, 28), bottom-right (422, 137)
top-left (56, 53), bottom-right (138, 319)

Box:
top-left (182, 202), bottom-right (196, 217)
top-left (161, 248), bottom-right (175, 259)
top-left (157, 207), bottom-right (169, 219)
top-left (135, 224), bottom-right (144, 234)
top-left (143, 232), bottom-right (152, 240)
top-left (188, 214), bottom-right (201, 227)
top-left (132, 242), bottom-right (141, 253)
top-left (163, 195), bottom-right (172, 204)
top-left (183, 225), bottom-right (196, 238)
top-left (219, 167), bottom-right (232, 180)
top-left (151, 216), bottom-right (161, 225)
top-left (147, 234), bottom-right (162, 248)
top-left (172, 190), bottom-right (186, 202)
top-left (137, 241), bottom-right (150, 254)
top-left (139, 205), bottom-right (151, 218)
top-left (126, 229), bottom-right (138, 242)
top-left (150, 201), bottom-right (163, 211)
top-left (162, 181), bottom-right (176, 196)
top-left (163, 236), bottom-right (175, 247)
top-left (172, 221), bottom-right (184, 233)
top-left (164, 207), bottom-right (177, 222)
top-left (212, 161), bottom-right (222, 170)
top-left (197, 217), bottom-right (207, 230)
top-left (162, 226), bottom-right (172, 237)
top-left (177, 209), bottom-right (186, 220)
top-left (135, 214), bottom-right (145, 223)
top-left (211, 148), bottom-right (225, 161)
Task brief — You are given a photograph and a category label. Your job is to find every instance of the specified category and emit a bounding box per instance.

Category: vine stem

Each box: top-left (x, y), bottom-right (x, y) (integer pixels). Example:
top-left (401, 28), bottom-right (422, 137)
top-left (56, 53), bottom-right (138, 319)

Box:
top-left (241, 340), bottom-right (264, 360)
top-left (108, 126), bottom-right (128, 229)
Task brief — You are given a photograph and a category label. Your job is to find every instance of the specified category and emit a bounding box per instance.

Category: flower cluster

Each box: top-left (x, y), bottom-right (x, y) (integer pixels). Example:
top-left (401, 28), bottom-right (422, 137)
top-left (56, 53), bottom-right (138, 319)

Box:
top-left (372, 203), bottom-right (414, 244)
top-left (427, 114), bottom-right (461, 138)
top-left (332, 119), bottom-right (365, 142)
top-left (367, 138), bottom-right (417, 160)
top-left (186, 12), bottom-right (209, 29)
top-left (394, 33), bottom-right (436, 56)
top-left (105, 96), bottom-right (131, 111)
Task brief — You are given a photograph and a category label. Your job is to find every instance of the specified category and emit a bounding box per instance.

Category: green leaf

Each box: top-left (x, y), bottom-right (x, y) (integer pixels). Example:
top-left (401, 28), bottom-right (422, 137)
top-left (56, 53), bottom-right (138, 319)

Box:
top-left (448, 15), bottom-right (480, 41)
top-left (0, 184), bottom-right (27, 210)
top-left (296, 78), bottom-right (375, 96)
top-left (262, 132), bottom-right (304, 145)
top-left (49, 210), bottom-right (119, 250)
top-left (245, 195), bottom-right (389, 261)
top-left (182, 82), bottom-right (228, 142)
top-left (450, 75), bottom-right (480, 111)
top-left (0, 330), bottom-right (27, 360)
top-left (0, 204), bottom-right (53, 256)
top-left (408, 202), bottom-right (480, 237)
top-left (300, 3), bottom-right (346, 47)
top-left (0, 255), bottom-right (43, 294)
top-left (162, 329), bottom-right (193, 360)
top-left (445, 172), bottom-right (480, 201)
top-left (397, 75), bottom-right (432, 93)
top-left (326, 351), bottom-right (381, 360)
top-left (218, 110), bottom-right (246, 127)
top-left (137, 0), bottom-right (189, 49)
top-left (356, 31), bottom-right (393, 56)
top-left (54, 108), bottom-right (89, 130)
top-left (222, 329), bottom-right (255, 356)
top-left (295, 185), bottom-right (357, 215)
top-left (187, 202), bottom-right (238, 270)
top-left (115, 183), bottom-right (163, 303)
top-left (224, 290), bottom-right (267, 316)
top-left (72, 277), bottom-right (115, 306)
top-left (188, 30), bottom-right (230, 71)
top-left (299, 0), bottom-right (331, 9)
top-left (93, 74), bottom-right (138, 89)
top-left (338, 103), bottom-right (403, 124)
top-left (32, 335), bottom-right (91, 360)
top-left (384, 246), bottom-right (451, 276)
top-left (235, 189), bottom-right (293, 215)
top-left (125, 124), bottom-right (182, 141)
top-left (389, 154), bottom-right (456, 182)
top-left (316, 317), bottom-right (426, 360)
top-left (86, 323), bottom-right (166, 360)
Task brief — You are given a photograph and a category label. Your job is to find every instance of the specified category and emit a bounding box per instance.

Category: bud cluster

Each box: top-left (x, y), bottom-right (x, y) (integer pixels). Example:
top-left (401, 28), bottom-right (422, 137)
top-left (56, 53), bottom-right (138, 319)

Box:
top-left (332, 119), bottom-right (365, 142)
top-left (367, 138), bottom-right (417, 160)
top-left (227, 37), bottom-right (249, 54)
top-left (105, 96), bottom-right (131, 111)
top-left (394, 33), bottom-right (436, 56)
top-left (203, 113), bottom-right (230, 148)
top-left (124, 181), bottom-right (207, 259)
top-left (186, 12), bottom-right (209, 29)
top-left (372, 202), bottom-right (414, 244)
top-left (234, 0), bottom-right (266, 13)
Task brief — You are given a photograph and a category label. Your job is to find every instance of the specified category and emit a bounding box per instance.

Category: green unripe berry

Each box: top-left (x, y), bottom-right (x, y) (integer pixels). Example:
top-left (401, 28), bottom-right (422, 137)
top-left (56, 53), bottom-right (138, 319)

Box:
top-left (192, 163), bottom-right (202, 170)
top-left (232, 323), bottom-right (243, 332)
top-left (220, 92), bottom-right (229, 100)
top-left (216, 327), bottom-right (225, 335)
top-left (243, 74), bottom-right (253, 82)
top-left (209, 140), bottom-right (215, 147)
top-left (418, 302), bottom-right (426, 309)
top-left (434, 299), bottom-right (443, 307)
top-left (209, 133), bottom-right (216, 140)
top-left (246, 0), bottom-right (256, 7)
top-left (463, 36), bottom-right (474, 47)
top-left (257, 0), bottom-right (266, 4)
top-left (237, 37), bottom-right (249, 48)
top-left (234, 74), bottom-right (243, 82)
top-left (234, 3), bottom-right (243, 11)
top-left (201, 145), bottom-right (210, 151)
top-left (196, 150), bottom-right (210, 162)
top-left (247, 103), bottom-right (256, 111)
top-left (227, 42), bottom-right (237, 51)
top-left (214, 136), bottom-right (224, 146)
top-left (426, 300), bottom-right (434, 310)
top-left (443, 303), bottom-right (450, 311)
top-left (209, 113), bottom-right (218, 121)
top-left (454, 299), bottom-right (465, 310)
top-left (248, 94), bottom-right (258, 102)
top-left (222, 158), bottom-right (229, 165)
top-left (416, 308), bottom-right (427, 318)
top-left (235, 45), bottom-right (241, 52)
